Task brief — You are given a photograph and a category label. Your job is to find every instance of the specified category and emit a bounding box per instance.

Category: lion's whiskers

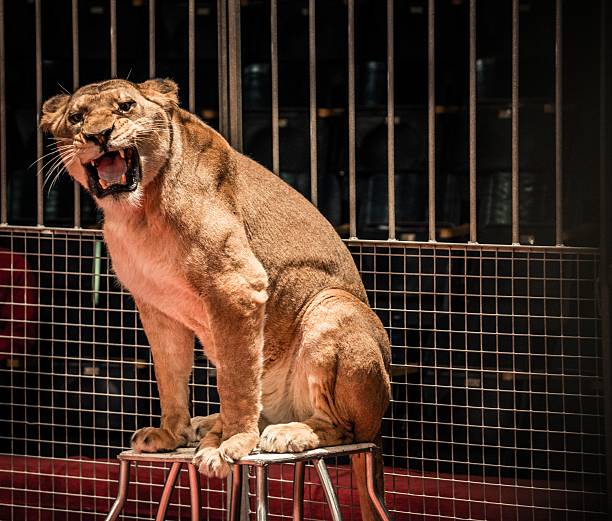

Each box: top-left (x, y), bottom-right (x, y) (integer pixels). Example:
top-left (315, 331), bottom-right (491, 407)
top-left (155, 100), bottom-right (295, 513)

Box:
top-left (42, 153), bottom-right (71, 187)
top-left (37, 144), bottom-right (78, 194)
top-left (44, 153), bottom-right (77, 194)
top-left (30, 144), bottom-right (75, 170)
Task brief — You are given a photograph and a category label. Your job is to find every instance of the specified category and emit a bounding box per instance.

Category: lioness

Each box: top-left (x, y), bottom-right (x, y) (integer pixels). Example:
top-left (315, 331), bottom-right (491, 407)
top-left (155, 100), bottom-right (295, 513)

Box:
top-left (41, 79), bottom-right (391, 519)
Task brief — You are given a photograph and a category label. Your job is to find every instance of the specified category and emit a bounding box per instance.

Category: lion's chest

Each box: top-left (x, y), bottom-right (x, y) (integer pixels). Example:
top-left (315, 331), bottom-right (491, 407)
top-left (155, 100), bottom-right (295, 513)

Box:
top-left (103, 220), bottom-right (210, 337)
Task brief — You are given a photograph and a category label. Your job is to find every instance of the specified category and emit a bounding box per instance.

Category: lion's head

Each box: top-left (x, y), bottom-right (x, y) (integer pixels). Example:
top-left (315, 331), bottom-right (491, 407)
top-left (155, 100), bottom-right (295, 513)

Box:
top-left (40, 78), bottom-right (178, 204)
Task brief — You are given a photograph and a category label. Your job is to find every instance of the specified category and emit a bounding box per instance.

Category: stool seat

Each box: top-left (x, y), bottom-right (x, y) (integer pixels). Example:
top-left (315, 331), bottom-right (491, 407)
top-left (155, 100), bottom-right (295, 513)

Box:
top-left (117, 441), bottom-right (377, 465)
top-left (105, 442), bottom-right (391, 521)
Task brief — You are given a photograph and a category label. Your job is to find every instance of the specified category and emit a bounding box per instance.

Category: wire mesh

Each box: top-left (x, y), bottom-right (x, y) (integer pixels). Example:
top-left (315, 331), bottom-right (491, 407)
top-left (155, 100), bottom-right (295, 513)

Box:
top-left (0, 228), bottom-right (226, 520)
top-left (350, 240), bottom-right (605, 520)
top-left (0, 229), bottom-right (605, 520)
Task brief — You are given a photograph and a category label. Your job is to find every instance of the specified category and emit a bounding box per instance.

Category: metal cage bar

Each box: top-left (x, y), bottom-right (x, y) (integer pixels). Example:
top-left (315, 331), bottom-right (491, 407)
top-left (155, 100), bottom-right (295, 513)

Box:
top-left (149, 0), bottom-right (156, 78)
top-left (308, 0), bottom-right (317, 207)
top-left (188, 0), bottom-right (196, 114)
top-left (0, 0), bottom-right (6, 225)
top-left (468, 0), bottom-right (477, 244)
top-left (270, 0), bottom-right (279, 176)
top-left (35, 0), bottom-right (43, 227)
top-left (599, 0), bottom-right (612, 511)
top-left (228, 0), bottom-right (242, 151)
top-left (386, 0), bottom-right (395, 241)
top-left (218, 0), bottom-right (229, 140)
top-left (511, 0), bottom-right (520, 245)
top-left (427, 0), bottom-right (435, 242)
top-left (555, 0), bottom-right (563, 246)
top-left (72, 0), bottom-right (80, 228)
top-left (110, 0), bottom-right (117, 78)
top-left (347, 0), bottom-right (356, 239)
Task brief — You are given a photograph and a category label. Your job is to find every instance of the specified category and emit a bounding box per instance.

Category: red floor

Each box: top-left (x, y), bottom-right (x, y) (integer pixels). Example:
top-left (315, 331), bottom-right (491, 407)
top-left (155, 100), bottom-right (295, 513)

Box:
top-left (0, 455), bottom-right (593, 520)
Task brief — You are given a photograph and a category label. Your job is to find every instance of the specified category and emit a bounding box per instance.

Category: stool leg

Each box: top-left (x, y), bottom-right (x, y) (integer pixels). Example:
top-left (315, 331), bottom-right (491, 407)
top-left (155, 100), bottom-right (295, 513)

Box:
top-left (292, 461), bottom-right (305, 521)
top-left (155, 462), bottom-right (183, 521)
top-left (228, 464), bottom-right (243, 521)
top-left (188, 464), bottom-right (202, 521)
top-left (104, 460), bottom-right (131, 521)
top-left (255, 465), bottom-right (269, 521)
top-left (365, 451), bottom-right (392, 521)
top-left (313, 459), bottom-right (342, 521)
top-left (240, 466), bottom-right (250, 521)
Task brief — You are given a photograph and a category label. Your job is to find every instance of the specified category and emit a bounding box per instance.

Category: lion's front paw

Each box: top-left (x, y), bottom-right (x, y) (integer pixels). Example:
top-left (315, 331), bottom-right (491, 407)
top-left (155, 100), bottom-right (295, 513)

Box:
top-left (192, 432), bottom-right (258, 478)
top-left (131, 427), bottom-right (189, 453)
top-left (219, 432), bottom-right (259, 462)
top-left (259, 422), bottom-right (320, 453)
top-left (192, 446), bottom-right (231, 478)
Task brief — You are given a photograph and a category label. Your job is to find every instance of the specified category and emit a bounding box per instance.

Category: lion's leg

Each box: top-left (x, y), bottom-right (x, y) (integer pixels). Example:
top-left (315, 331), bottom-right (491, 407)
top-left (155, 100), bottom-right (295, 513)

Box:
top-left (191, 242), bottom-right (268, 478)
top-left (259, 292), bottom-right (390, 521)
top-left (258, 363), bottom-right (358, 453)
top-left (192, 300), bottom-right (266, 476)
top-left (131, 301), bottom-right (198, 452)
top-left (260, 291), bottom-right (390, 454)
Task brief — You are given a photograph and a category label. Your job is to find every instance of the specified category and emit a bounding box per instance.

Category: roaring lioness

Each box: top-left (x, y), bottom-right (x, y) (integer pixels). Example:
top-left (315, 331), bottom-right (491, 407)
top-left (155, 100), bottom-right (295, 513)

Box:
top-left (41, 78), bottom-right (391, 518)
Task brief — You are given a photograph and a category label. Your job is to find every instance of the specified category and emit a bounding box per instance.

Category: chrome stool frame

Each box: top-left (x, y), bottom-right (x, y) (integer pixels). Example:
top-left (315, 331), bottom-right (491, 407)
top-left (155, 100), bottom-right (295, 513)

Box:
top-left (104, 442), bottom-right (392, 521)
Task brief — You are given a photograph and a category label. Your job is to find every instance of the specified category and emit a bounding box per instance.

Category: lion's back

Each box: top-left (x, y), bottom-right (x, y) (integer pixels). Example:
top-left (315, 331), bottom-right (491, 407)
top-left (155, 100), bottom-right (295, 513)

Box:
top-left (233, 153), bottom-right (367, 314)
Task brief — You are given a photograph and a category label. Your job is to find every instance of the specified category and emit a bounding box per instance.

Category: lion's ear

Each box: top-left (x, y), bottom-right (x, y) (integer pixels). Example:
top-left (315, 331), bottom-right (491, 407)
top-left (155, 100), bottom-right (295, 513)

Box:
top-left (139, 78), bottom-right (179, 110)
top-left (40, 94), bottom-right (70, 134)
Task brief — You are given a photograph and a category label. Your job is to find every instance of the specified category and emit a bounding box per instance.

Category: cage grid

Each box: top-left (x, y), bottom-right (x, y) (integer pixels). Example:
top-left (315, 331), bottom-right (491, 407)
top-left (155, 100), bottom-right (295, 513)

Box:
top-left (0, 228), bottom-right (606, 520)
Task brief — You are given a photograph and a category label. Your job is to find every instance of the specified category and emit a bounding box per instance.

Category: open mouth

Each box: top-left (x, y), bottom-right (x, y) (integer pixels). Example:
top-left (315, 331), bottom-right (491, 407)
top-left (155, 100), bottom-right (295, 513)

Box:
top-left (84, 147), bottom-right (141, 198)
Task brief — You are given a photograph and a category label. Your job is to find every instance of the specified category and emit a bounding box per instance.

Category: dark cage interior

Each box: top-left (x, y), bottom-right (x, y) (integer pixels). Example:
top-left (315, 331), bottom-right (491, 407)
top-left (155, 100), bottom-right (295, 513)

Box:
top-left (0, 0), bottom-right (610, 520)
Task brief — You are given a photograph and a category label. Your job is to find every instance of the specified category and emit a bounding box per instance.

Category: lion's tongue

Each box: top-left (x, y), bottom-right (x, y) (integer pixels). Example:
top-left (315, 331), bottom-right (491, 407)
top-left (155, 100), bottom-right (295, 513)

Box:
top-left (97, 155), bottom-right (127, 185)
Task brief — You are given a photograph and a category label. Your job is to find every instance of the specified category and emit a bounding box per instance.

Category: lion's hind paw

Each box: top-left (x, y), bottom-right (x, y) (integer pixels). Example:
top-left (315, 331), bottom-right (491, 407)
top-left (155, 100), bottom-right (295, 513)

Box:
top-left (131, 427), bottom-right (183, 453)
top-left (259, 422), bottom-right (319, 453)
top-left (191, 413), bottom-right (220, 440)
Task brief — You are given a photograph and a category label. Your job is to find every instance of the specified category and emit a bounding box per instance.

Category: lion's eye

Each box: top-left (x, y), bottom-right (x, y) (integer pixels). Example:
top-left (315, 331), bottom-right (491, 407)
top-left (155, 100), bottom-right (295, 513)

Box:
top-left (68, 112), bottom-right (83, 125)
top-left (118, 100), bottom-right (135, 112)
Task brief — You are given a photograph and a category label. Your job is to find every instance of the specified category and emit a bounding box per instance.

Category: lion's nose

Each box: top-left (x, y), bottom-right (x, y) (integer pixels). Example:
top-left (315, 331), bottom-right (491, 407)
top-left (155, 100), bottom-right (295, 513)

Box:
top-left (83, 126), bottom-right (113, 147)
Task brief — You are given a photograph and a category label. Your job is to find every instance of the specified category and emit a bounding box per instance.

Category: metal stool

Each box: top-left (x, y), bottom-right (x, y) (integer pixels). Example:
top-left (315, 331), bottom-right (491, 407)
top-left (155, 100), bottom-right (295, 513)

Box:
top-left (104, 442), bottom-right (391, 521)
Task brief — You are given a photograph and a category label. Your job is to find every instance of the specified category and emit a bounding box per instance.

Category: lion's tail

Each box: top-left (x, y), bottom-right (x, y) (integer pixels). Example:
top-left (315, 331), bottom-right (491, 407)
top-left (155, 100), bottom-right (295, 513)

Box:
top-left (351, 434), bottom-right (389, 521)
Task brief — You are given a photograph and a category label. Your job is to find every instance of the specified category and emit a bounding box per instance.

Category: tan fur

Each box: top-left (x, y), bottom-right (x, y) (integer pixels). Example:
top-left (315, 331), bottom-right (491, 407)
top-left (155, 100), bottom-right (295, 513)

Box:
top-left (41, 79), bottom-right (391, 519)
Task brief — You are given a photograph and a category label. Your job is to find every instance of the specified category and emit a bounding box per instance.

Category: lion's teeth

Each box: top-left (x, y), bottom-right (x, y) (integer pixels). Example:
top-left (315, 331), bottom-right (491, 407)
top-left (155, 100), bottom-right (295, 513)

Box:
top-left (99, 179), bottom-right (108, 189)
top-left (91, 161), bottom-right (96, 167)
top-left (118, 149), bottom-right (125, 159)
top-left (120, 174), bottom-right (126, 184)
